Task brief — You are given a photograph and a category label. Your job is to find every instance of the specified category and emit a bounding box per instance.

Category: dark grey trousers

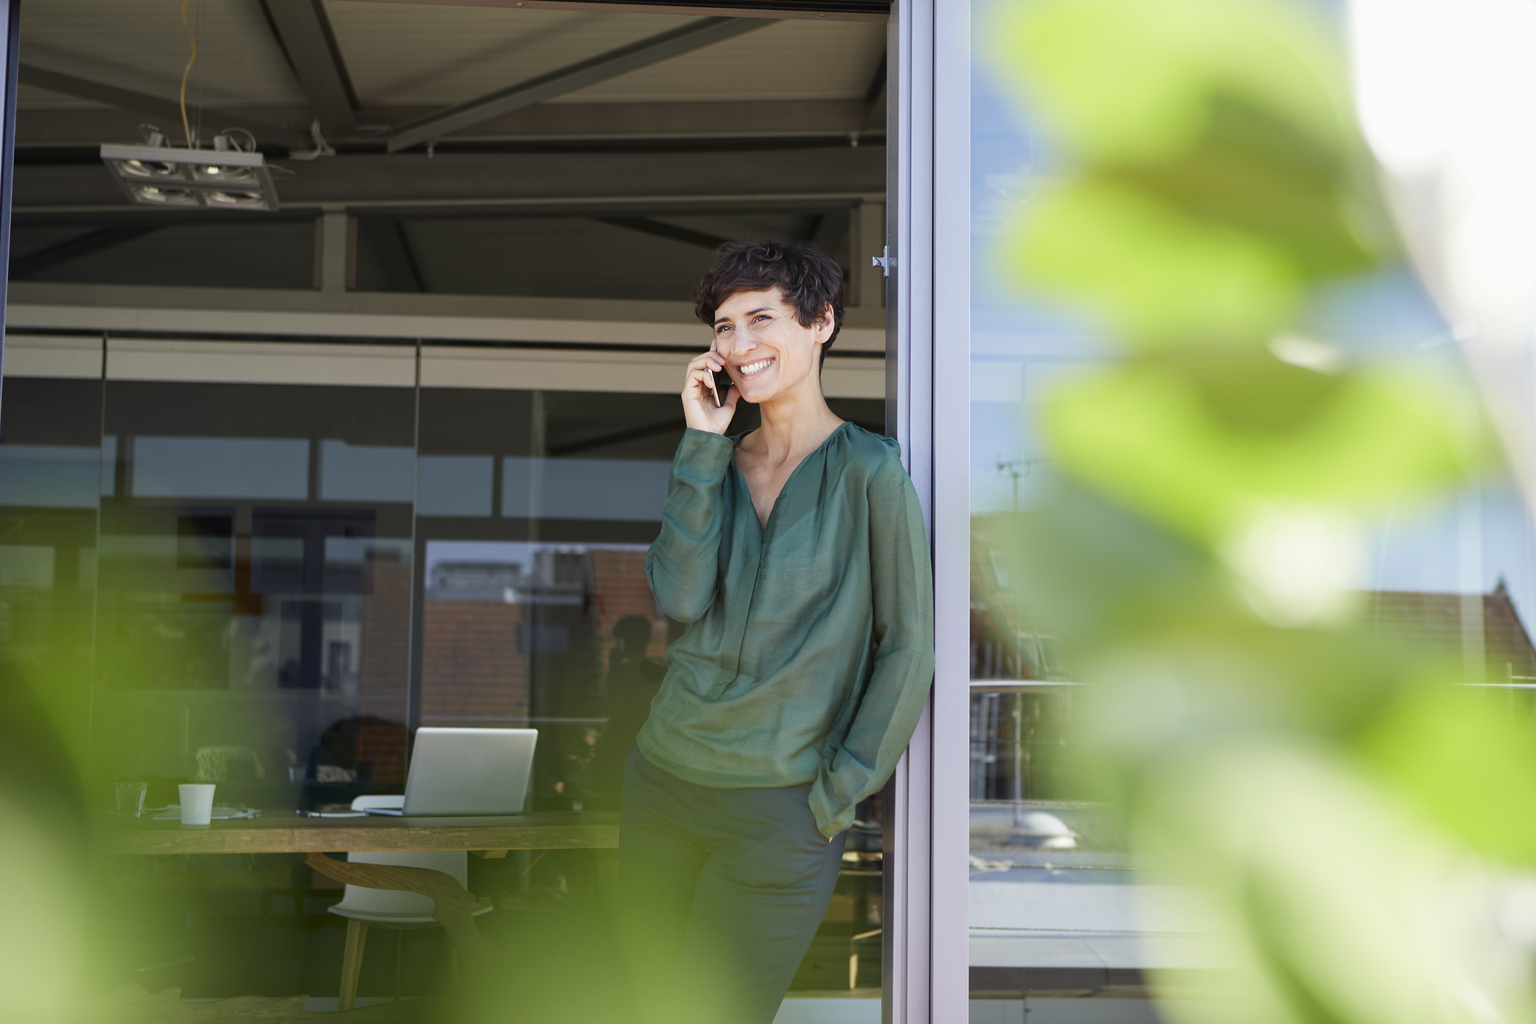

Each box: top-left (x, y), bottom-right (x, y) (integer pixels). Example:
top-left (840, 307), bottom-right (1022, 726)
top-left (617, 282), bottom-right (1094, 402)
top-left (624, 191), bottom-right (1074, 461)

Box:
top-left (617, 745), bottom-right (848, 1024)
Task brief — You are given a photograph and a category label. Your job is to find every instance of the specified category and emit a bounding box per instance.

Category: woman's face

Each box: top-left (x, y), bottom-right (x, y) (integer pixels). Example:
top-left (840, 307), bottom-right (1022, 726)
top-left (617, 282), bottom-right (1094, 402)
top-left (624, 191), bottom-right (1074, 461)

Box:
top-left (712, 288), bottom-right (831, 406)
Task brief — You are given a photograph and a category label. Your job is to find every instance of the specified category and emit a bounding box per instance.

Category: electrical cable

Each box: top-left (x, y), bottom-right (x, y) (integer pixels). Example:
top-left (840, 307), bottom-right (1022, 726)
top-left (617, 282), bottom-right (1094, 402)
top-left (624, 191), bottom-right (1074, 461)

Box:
top-left (178, 0), bottom-right (198, 148)
top-left (288, 120), bottom-right (335, 161)
top-left (219, 127), bottom-right (257, 153)
top-left (194, 0), bottom-right (205, 150)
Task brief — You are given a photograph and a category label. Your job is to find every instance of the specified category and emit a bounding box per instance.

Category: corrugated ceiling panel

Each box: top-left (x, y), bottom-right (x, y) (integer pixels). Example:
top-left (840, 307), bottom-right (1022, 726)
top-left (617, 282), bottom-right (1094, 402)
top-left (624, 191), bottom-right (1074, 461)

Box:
top-left (18, 0), bottom-right (305, 109)
top-left (15, 82), bottom-right (109, 110)
top-left (324, 3), bottom-right (695, 107)
top-left (552, 19), bottom-right (883, 103)
top-left (325, 1), bottom-right (879, 108)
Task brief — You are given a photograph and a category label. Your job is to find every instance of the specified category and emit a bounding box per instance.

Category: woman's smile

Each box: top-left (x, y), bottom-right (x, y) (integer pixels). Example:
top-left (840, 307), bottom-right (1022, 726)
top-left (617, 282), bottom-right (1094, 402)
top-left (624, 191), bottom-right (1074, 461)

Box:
top-left (736, 356), bottom-right (775, 379)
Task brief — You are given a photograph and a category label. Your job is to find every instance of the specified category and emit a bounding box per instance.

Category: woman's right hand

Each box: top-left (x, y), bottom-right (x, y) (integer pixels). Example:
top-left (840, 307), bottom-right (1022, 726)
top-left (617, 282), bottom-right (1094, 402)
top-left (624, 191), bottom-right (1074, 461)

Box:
top-left (681, 349), bottom-right (739, 434)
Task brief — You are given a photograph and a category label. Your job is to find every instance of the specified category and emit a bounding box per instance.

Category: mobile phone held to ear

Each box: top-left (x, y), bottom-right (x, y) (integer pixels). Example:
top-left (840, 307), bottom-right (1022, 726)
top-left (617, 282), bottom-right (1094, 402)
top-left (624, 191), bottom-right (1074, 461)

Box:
top-left (709, 367), bottom-right (733, 408)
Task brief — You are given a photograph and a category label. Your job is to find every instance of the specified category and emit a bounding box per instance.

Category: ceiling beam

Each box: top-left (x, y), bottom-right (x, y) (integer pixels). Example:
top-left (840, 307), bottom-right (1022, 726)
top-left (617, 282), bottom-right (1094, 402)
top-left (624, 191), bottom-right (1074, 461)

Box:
top-left (6, 280), bottom-right (891, 347)
top-left (16, 100), bottom-right (875, 147)
top-left (17, 65), bottom-right (309, 148)
top-left (386, 17), bottom-right (777, 153)
top-left (16, 144), bottom-right (883, 213)
top-left (329, 0), bottom-right (887, 23)
top-left (595, 216), bottom-right (729, 251)
top-left (260, 0), bottom-right (358, 136)
top-left (10, 225), bottom-right (161, 278)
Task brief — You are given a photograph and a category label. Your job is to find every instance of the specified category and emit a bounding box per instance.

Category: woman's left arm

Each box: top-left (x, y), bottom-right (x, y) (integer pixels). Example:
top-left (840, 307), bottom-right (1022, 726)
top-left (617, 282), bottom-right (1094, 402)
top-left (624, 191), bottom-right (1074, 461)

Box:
top-left (809, 455), bottom-right (936, 838)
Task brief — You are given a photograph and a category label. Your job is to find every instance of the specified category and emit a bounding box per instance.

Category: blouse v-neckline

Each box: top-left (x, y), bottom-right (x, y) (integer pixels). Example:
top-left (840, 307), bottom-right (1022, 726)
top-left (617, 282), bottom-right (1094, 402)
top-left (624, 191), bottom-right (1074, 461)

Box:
top-left (732, 421), bottom-right (851, 535)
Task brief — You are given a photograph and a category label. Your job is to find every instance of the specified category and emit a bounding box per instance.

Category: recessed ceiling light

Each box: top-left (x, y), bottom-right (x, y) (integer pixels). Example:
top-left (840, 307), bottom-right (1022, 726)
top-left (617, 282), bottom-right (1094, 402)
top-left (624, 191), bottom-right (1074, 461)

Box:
top-left (115, 157), bottom-right (185, 180)
top-left (203, 188), bottom-right (268, 208)
top-left (131, 184), bottom-right (199, 206)
top-left (100, 142), bottom-right (279, 211)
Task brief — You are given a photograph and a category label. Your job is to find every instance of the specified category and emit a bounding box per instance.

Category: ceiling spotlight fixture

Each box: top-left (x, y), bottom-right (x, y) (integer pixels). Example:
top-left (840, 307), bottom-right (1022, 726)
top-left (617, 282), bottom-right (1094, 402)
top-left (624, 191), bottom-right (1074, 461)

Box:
top-left (100, 130), bottom-right (279, 211)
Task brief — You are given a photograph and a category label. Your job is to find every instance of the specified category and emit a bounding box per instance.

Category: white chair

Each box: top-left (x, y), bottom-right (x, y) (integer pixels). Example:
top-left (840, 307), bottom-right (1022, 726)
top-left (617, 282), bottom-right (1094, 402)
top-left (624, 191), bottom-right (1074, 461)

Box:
top-left (327, 794), bottom-right (492, 1010)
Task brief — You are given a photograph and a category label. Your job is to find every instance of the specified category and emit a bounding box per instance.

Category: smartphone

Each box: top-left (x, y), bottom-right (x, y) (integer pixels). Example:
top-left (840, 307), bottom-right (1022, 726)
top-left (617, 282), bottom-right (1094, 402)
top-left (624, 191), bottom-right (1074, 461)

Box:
top-left (709, 366), bottom-right (733, 408)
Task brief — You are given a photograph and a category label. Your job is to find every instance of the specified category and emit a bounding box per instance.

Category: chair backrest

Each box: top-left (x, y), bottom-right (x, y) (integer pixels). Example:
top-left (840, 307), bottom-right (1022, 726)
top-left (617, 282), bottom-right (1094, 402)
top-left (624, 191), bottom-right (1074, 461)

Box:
top-left (194, 746), bottom-right (265, 782)
top-left (332, 794), bottom-right (461, 918)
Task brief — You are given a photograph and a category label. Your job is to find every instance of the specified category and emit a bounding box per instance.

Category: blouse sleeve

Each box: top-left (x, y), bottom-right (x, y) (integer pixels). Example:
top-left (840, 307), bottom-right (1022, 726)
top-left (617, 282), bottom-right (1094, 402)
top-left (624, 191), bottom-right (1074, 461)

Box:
top-left (645, 428), bottom-right (736, 623)
top-left (809, 452), bottom-right (936, 837)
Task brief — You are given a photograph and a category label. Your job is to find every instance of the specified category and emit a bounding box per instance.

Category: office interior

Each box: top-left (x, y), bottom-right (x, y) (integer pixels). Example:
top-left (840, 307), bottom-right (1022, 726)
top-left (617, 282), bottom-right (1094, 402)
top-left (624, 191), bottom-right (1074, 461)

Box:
top-left (1, 0), bottom-right (894, 1012)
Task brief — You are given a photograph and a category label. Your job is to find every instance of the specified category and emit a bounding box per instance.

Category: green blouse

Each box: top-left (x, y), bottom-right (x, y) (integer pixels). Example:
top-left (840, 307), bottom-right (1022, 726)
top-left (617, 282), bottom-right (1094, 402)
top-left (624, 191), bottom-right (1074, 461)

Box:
top-left (637, 423), bottom-right (936, 837)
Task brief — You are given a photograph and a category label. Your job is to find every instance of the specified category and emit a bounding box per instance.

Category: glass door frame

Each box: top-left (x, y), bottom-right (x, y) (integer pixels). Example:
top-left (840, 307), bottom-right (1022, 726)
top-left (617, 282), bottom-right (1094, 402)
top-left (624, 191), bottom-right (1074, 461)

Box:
top-left (885, 0), bottom-right (969, 1021)
top-left (0, 0), bottom-right (20, 396)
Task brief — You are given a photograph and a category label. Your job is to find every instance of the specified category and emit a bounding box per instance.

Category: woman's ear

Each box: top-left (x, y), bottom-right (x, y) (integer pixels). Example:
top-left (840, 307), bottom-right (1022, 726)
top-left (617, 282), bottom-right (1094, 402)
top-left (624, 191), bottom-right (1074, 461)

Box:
top-left (814, 303), bottom-right (834, 341)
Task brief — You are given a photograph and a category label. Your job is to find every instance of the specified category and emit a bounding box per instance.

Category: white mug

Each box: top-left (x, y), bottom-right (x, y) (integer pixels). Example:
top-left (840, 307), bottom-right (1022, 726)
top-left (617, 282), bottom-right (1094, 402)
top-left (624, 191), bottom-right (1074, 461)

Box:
top-left (178, 784), bottom-right (216, 826)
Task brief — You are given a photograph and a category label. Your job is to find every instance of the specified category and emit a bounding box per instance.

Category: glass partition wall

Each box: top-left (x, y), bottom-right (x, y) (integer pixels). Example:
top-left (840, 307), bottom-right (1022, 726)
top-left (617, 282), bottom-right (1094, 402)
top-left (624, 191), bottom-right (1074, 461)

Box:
top-left (0, 373), bottom-right (103, 774)
top-left (6, 335), bottom-right (888, 1007)
top-left (94, 378), bottom-right (417, 809)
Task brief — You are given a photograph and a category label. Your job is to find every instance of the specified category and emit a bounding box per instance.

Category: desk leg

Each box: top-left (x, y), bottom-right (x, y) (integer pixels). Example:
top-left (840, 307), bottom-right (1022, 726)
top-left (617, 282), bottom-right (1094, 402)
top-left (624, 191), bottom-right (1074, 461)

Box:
top-left (304, 853), bottom-right (496, 963)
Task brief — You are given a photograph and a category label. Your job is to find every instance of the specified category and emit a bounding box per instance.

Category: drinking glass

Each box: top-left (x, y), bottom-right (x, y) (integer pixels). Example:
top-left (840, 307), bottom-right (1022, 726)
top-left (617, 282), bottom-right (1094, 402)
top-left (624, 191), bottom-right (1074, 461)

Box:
top-left (114, 781), bottom-right (147, 818)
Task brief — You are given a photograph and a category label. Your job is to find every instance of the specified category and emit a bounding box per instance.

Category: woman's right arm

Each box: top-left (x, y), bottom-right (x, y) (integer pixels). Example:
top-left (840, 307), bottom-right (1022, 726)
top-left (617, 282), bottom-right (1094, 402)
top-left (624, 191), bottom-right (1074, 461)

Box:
top-left (645, 350), bottom-right (739, 622)
top-left (646, 430), bottom-right (734, 622)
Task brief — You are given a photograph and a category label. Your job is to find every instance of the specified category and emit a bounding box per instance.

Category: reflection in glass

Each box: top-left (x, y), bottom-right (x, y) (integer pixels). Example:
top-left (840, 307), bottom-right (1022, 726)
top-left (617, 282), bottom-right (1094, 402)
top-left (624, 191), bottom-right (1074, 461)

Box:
top-left (131, 436), bottom-right (310, 499)
top-left (0, 377), bottom-right (104, 770)
top-left (420, 540), bottom-right (661, 809)
top-left (319, 439), bottom-right (414, 503)
top-left (93, 381), bottom-right (414, 815)
top-left (501, 457), bottom-right (672, 522)
top-left (9, 364), bottom-right (888, 1003)
top-left (967, 2), bottom-right (1179, 1018)
top-left (416, 455), bottom-right (494, 517)
top-left (0, 444), bottom-right (101, 508)
top-left (964, 2), bottom-right (1536, 1021)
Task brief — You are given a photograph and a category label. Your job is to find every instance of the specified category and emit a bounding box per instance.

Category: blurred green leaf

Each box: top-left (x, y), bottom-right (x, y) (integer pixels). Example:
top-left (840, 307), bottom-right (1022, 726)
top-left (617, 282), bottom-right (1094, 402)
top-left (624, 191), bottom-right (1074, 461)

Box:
top-left (1358, 684), bottom-right (1536, 866)
top-left (1040, 361), bottom-right (1473, 544)
top-left (1140, 741), bottom-right (1533, 1024)
top-left (988, 0), bottom-right (1350, 169)
top-left (979, 0), bottom-right (1536, 1018)
top-left (989, 0), bottom-right (1384, 348)
top-left (0, 790), bottom-right (89, 1023)
top-left (1007, 179), bottom-right (1305, 348)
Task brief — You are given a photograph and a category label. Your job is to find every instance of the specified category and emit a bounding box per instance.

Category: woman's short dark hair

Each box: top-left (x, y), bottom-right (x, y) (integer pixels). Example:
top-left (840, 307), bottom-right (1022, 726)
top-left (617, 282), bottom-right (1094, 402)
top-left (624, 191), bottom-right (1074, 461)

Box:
top-left (693, 240), bottom-right (845, 364)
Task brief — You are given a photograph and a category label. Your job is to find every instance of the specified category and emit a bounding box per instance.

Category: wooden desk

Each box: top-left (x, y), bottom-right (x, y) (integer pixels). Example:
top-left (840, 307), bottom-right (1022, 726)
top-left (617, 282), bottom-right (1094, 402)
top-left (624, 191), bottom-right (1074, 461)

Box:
top-left (97, 811), bottom-right (621, 973)
top-left (96, 811), bottom-right (620, 856)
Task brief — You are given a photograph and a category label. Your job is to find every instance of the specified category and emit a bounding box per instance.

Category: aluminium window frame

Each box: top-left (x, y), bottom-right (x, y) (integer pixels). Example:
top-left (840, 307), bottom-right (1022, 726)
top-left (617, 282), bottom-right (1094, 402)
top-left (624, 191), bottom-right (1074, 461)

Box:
top-left (884, 0), bottom-right (969, 1021)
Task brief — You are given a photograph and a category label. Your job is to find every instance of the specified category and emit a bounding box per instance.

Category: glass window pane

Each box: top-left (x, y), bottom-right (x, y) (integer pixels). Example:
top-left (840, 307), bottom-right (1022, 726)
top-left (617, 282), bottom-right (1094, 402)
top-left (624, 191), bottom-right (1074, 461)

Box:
top-left (93, 375), bottom-right (415, 808)
top-left (0, 375), bottom-right (103, 766)
top-left (959, 3), bottom-right (1536, 1020)
top-left (416, 385), bottom-right (890, 1009)
top-left (131, 436), bottom-right (311, 500)
top-left (967, 3), bottom-right (1172, 1018)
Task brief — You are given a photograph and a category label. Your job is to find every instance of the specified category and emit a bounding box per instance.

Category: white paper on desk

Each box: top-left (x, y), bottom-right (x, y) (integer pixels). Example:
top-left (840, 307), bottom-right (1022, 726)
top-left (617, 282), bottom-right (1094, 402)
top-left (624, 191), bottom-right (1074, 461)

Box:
top-left (152, 806), bottom-right (260, 820)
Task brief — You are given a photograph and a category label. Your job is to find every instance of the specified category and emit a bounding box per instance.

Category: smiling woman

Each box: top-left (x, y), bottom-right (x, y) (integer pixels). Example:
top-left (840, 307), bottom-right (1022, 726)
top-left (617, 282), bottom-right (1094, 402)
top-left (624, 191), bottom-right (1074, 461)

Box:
top-left (615, 241), bottom-right (934, 1024)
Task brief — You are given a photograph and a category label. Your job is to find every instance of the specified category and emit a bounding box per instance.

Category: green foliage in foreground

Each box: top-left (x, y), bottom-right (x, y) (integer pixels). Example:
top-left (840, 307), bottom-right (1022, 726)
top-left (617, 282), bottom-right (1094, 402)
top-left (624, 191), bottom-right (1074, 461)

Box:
top-left (985, 0), bottom-right (1536, 1020)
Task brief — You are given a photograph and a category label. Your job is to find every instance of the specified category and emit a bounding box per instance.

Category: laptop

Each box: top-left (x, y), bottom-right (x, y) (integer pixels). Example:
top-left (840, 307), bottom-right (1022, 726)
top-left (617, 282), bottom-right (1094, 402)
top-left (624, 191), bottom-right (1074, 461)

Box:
top-left (366, 727), bottom-right (538, 817)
